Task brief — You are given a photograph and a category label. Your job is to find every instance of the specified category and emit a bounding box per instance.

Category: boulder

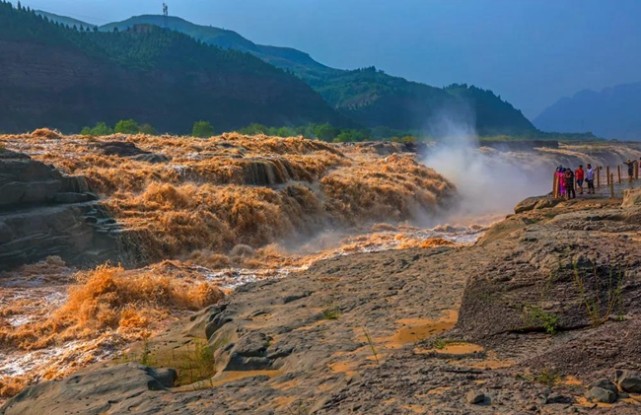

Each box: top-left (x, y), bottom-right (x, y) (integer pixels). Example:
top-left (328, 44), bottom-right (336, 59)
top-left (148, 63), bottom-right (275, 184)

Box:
top-left (544, 393), bottom-right (573, 404)
top-left (616, 370), bottom-right (641, 393)
top-left (586, 386), bottom-right (617, 404)
top-left (514, 197), bottom-right (541, 214)
top-left (465, 390), bottom-right (488, 405)
top-left (592, 378), bottom-right (617, 393)
top-left (534, 197), bottom-right (562, 210)
top-left (585, 379), bottom-right (618, 404)
top-left (514, 196), bottom-right (562, 214)
top-left (94, 141), bottom-right (148, 157)
top-left (224, 332), bottom-right (273, 371)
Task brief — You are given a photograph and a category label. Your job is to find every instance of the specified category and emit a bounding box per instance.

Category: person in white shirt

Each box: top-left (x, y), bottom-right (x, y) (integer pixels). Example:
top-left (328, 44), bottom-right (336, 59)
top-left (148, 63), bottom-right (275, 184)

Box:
top-left (585, 164), bottom-right (595, 194)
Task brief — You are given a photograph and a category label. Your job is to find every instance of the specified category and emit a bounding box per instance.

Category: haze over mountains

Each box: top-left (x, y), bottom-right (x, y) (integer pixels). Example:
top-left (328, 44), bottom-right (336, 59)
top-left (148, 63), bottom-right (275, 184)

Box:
top-left (535, 82), bottom-right (641, 140)
top-left (0, 5), bottom-right (540, 136)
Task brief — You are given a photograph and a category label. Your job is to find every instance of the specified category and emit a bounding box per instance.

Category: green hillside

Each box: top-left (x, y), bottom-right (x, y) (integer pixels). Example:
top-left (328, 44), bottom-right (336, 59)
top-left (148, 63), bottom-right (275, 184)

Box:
top-left (100, 15), bottom-right (340, 82)
top-left (0, 3), bottom-right (343, 133)
top-left (35, 10), bottom-right (95, 31)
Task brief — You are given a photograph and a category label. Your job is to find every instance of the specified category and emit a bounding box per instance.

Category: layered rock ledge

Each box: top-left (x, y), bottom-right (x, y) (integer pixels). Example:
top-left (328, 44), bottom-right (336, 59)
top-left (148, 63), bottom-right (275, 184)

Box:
top-left (0, 149), bottom-right (126, 270)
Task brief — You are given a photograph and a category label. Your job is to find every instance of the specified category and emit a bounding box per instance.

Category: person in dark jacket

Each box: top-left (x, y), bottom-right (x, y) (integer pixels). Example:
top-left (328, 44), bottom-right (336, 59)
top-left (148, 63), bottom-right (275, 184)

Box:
top-left (564, 168), bottom-right (575, 199)
top-left (624, 160), bottom-right (636, 182)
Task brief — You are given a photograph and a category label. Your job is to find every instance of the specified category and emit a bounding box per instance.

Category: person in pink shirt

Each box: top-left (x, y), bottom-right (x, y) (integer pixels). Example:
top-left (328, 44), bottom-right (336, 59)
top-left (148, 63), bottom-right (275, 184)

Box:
top-left (556, 166), bottom-right (566, 198)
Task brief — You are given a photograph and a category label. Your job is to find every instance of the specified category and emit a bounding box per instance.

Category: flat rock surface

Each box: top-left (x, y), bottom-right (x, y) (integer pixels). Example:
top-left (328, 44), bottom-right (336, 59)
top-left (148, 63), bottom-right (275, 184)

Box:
top-left (4, 197), bottom-right (641, 414)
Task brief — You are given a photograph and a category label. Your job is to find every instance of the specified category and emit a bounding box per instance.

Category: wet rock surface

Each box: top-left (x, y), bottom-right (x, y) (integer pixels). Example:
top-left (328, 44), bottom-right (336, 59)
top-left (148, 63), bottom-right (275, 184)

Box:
top-left (4, 196), bottom-right (641, 414)
top-left (459, 197), bottom-right (641, 342)
top-left (0, 150), bottom-right (127, 270)
top-left (1, 364), bottom-right (178, 415)
top-left (93, 140), bottom-right (170, 163)
top-left (0, 149), bottom-right (92, 208)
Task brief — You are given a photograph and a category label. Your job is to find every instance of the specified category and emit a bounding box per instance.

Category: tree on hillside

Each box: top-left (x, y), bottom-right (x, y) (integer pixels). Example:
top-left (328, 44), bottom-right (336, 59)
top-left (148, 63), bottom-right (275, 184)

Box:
top-left (333, 129), bottom-right (369, 142)
top-left (192, 121), bottom-right (214, 138)
top-left (139, 123), bottom-right (156, 135)
top-left (114, 119), bottom-right (140, 134)
top-left (275, 126), bottom-right (296, 137)
top-left (312, 123), bottom-right (339, 141)
top-left (238, 123), bottom-right (268, 135)
top-left (80, 122), bottom-right (114, 136)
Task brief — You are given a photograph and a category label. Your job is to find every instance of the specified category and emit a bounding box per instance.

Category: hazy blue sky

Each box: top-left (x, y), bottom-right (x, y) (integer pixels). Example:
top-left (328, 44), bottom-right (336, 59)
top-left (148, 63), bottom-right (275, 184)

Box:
top-left (15, 0), bottom-right (641, 119)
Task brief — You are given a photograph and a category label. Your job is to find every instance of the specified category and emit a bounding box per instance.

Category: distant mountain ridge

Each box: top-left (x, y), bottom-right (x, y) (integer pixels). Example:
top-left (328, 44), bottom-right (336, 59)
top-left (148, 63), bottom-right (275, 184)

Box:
top-left (22, 9), bottom-right (544, 136)
top-left (35, 10), bottom-right (94, 30)
top-left (99, 14), bottom-right (538, 136)
top-left (1, 4), bottom-right (342, 133)
top-left (535, 82), bottom-right (641, 140)
top-left (100, 15), bottom-right (339, 82)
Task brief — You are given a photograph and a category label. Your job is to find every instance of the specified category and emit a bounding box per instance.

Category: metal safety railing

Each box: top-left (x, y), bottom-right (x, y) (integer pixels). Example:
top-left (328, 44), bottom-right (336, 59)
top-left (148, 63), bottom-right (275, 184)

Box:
top-left (552, 161), bottom-right (640, 199)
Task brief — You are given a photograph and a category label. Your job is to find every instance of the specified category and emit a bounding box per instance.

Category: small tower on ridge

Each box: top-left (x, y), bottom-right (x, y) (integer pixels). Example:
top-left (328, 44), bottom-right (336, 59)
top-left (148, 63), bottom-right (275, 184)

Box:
top-left (162, 3), bottom-right (169, 28)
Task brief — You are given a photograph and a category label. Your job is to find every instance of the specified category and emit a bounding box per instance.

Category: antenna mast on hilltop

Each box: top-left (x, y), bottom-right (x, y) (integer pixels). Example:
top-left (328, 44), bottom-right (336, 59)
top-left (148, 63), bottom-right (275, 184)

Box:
top-left (162, 3), bottom-right (168, 28)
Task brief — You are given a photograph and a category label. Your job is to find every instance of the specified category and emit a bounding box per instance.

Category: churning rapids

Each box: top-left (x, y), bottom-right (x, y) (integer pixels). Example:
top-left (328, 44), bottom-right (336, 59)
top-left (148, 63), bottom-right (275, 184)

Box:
top-left (1, 130), bottom-right (640, 400)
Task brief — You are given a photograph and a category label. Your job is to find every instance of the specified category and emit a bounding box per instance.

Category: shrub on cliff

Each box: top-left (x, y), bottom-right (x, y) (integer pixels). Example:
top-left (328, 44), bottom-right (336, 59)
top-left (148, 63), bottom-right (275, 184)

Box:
top-left (139, 123), bottom-right (156, 135)
top-left (80, 122), bottom-right (114, 136)
top-left (192, 121), bottom-right (214, 138)
top-left (114, 119), bottom-right (141, 134)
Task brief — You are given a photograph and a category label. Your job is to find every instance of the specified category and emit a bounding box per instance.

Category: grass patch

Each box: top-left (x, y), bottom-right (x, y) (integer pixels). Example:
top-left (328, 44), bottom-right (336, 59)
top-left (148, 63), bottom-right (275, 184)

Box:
top-left (534, 368), bottom-right (561, 388)
top-left (433, 338), bottom-right (448, 350)
top-left (285, 401), bottom-right (310, 415)
top-left (362, 326), bottom-right (380, 366)
top-left (572, 262), bottom-right (624, 326)
top-left (119, 337), bottom-right (217, 387)
top-left (519, 368), bottom-right (562, 388)
top-left (321, 306), bottom-right (341, 320)
top-left (523, 305), bottom-right (559, 335)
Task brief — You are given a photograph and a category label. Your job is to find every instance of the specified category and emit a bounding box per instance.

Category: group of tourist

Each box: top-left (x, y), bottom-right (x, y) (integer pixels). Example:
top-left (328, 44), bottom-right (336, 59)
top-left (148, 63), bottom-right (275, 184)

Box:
top-left (555, 159), bottom-right (640, 200)
top-left (555, 164), bottom-right (594, 199)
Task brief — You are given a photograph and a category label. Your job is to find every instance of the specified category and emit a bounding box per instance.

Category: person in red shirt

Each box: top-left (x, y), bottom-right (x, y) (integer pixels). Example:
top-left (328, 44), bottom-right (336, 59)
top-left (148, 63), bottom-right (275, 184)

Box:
top-left (575, 165), bottom-right (585, 195)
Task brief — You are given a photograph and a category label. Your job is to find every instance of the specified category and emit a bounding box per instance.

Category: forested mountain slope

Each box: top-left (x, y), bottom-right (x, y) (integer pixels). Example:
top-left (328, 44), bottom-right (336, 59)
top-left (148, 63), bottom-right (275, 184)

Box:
top-left (103, 14), bottom-right (538, 135)
top-left (1, 4), bottom-right (342, 133)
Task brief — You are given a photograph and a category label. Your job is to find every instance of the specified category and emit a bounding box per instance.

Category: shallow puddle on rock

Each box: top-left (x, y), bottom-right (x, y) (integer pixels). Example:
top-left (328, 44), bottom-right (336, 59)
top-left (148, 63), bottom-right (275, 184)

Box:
top-left (272, 396), bottom-right (297, 408)
top-left (576, 396), bottom-right (615, 409)
top-left (434, 342), bottom-right (484, 355)
top-left (426, 386), bottom-right (450, 395)
top-left (622, 396), bottom-right (641, 406)
top-left (273, 378), bottom-right (299, 391)
top-left (563, 375), bottom-right (582, 386)
top-left (466, 357), bottom-right (515, 370)
top-left (381, 310), bottom-right (458, 349)
top-left (402, 404), bottom-right (427, 413)
top-left (463, 350), bottom-right (515, 369)
top-left (212, 370), bottom-right (281, 385)
top-left (329, 361), bottom-right (358, 377)
top-left (176, 369), bottom-right (281, 390)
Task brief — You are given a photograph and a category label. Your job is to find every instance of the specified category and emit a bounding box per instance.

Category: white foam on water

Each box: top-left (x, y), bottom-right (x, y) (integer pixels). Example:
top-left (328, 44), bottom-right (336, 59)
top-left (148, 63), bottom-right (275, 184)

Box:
top-left (203, 266), bottom-right (309, 290)
top-left (7, 315), bottom-right (32, 328)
